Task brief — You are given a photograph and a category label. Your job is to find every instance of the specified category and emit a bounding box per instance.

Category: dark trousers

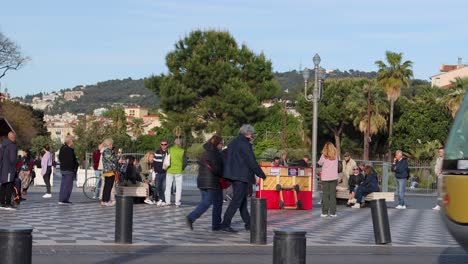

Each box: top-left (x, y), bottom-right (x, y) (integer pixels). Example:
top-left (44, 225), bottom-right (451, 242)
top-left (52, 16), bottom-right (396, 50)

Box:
top-left (156, 173), bottom-right (166, 202)
top-left (59, 171), bottom-right (75, 203)
top-left (15, 178), bottom-right (22, 197)
top-left (43, 166), bottom-right (52, 194)
top-left (187, 189), bottom-right (223, 229)
top-left (221, 181), bottom-right (250, 229)
top-left (322, 180), bottom-right (337, 215)
top-left (102, 176), bottom-right (115, 202)
top-left (0, 182), bottom-right (14, 205)
top-left (355, 186), bottom-right (377, 204)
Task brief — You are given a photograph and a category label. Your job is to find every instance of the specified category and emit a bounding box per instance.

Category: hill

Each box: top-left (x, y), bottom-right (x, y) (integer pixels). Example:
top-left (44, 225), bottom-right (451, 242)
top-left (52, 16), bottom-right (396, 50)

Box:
top-left (24, 78), bottom-right (158, 115)
top-left (18, 69), bottom-right (380, 114)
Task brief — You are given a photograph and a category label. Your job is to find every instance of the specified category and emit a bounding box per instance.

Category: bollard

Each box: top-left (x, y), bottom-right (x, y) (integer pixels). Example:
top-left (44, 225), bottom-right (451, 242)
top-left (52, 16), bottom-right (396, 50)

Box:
top-left (370, 199), bottom-right (392, 244)
top-left (250, 198), bottom-right (267, 244)
top-left (115, 195), bottom-right (133, 244)
top-left (0, 226), bottom-right (33, 264)
top-left (273, 229), bottom-right (307, 264)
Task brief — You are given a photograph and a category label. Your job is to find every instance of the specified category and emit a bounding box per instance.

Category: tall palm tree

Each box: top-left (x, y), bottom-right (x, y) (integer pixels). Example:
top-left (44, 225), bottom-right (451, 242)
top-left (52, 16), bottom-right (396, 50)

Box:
top-left (375, 51), bottom-right (413, 160)
top-left (352, 81), bottom-right (388, 160)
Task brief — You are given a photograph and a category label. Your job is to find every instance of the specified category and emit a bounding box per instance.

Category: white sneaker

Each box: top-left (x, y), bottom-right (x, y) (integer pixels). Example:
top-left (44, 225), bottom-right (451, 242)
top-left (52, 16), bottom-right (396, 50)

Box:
top-left (432, 205), bottom-right (440, 210)
top-left (144, 199), bottom-right (153, 205)
top-left (42, 193), bottom-right (52, 198)
top-left (351, 203), bottom-right (361, 209)
top-left (350, 198), bottom-right (357, 204)
top-left (396, 205), bottom-right (406, 209)
top-left (320, 213), bottom-right (328, 218)
top-left (329, 214), bottom-right (337, 217)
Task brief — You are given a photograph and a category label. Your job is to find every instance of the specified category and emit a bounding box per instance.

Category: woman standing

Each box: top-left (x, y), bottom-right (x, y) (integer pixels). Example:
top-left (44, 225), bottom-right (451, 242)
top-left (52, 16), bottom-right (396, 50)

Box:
top-left (317, 142), bottom-right (339, 217)
top-left (137, 152), bottom-right (155, 204)
top-left (186, 135), bottom-right (224, 231)
top-left (41, 144), bottom-right (53, 198)
top-left (100, 138), bottom-right (120, 206)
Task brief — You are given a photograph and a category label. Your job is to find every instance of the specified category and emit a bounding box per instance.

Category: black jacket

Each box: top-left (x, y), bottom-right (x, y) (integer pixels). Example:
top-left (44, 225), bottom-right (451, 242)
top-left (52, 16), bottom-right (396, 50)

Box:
top-left (0, 137), bottom-right (17, 184)
top-left (348, 173), bottom-right (365, 188)
top-left (391, 158), bottom-right (409, 179)
top-left (197, 142), bottom-right (223, 189)
top-left (223, 134), bottom-right (266, 184)
top-left (359, 172), bottom-right (379, 192)
top-left (58, 144), bottom-right (78, 172)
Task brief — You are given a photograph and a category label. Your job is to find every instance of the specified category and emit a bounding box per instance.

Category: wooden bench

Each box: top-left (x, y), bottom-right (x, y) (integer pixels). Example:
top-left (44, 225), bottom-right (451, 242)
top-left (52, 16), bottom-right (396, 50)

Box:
top-left (115, 186), bottom-right (147, 197)
top-left (336, 188), bottom-right (394, 202)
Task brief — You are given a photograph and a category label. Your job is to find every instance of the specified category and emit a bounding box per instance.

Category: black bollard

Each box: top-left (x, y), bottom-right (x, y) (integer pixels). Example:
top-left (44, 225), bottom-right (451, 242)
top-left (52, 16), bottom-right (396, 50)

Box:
top-left (370, 199), bottom-right (392, 244)
top-left (273, 229), bottom-right (307, 264)
top-left (115, 195), bottom-right (133, 244)
top-left (250, 198), bottom-right (267, 244)
top-left (0, 226), bottom-right (33, 264)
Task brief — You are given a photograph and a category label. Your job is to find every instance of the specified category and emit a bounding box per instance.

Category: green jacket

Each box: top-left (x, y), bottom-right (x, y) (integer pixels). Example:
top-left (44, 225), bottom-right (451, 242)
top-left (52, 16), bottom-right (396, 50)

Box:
top-left (166, 145), bottom-right (186, 174)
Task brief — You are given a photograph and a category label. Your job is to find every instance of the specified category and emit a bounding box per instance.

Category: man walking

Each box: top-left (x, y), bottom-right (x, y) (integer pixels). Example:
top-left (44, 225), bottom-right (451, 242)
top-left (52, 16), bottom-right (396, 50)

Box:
top-left (0, 132), bottom-right (18, 210)
top-left (153, 139), bottom-right (169, 207)
top-left (58, 135), bottom-right (78, 205)
top-left (392, 150), bottom-right (409, 209)
top-left (432, 147), bottom-right (444, 210)
top-left (220, 124), bottom-right (266, 233)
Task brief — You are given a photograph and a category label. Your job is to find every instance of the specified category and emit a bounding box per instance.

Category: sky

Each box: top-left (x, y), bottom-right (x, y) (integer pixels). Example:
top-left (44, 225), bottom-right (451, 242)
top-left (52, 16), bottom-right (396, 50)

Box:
top-left (1, 0), bottom-right (468, 97)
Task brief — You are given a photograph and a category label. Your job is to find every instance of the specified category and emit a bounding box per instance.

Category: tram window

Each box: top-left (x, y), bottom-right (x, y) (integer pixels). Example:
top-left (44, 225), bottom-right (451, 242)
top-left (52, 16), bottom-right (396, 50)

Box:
top-left (445, 94), bottom-right (468, 160)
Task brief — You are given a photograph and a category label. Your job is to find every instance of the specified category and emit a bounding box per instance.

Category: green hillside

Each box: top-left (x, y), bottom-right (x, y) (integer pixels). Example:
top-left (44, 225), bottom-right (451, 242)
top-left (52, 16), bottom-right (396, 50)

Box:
top-left (20, 69), bottom-right (380, 114)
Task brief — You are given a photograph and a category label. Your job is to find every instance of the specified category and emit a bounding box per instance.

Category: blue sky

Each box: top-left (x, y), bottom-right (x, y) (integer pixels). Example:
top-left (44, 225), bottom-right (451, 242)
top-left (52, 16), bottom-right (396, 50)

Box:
top-left (1, 0), bottom-right (467, 97)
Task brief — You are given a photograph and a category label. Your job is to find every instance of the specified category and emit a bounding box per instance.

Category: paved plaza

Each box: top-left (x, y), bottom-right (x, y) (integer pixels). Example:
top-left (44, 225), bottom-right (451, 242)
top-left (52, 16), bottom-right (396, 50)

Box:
top-left (1, 175), bottom-right (467, 263)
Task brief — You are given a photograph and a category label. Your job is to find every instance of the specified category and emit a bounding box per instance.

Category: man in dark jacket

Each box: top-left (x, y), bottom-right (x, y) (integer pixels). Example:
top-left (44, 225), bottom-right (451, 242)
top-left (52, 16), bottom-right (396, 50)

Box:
top-left (0, 132), bottom-right (18, 210)
top-left (391, 150), bottom-right (409, 209)
top-left (153, 139), bottom-right (168, 207)
top-left (58, 135), bottom-right (78, 204)
top-left (220, 124), bottom-right (266, 233)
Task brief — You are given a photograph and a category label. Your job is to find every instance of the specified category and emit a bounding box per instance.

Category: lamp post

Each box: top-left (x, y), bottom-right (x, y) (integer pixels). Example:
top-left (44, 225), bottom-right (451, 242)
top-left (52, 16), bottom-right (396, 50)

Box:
top-left (303, 53), bottom-right (321, 192)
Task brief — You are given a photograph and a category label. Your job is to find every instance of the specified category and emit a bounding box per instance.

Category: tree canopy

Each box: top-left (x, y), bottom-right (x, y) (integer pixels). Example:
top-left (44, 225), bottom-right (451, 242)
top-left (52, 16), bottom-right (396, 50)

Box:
top-left (145, 30), bottom-right (280, 136)
top-left (0, 31), bottom-right (29, 79)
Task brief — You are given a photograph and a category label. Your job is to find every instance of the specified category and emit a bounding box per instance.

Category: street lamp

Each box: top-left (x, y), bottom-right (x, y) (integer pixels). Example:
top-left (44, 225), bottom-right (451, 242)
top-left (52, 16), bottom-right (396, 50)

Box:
top-left (304, 53), bottom-right (321, 192)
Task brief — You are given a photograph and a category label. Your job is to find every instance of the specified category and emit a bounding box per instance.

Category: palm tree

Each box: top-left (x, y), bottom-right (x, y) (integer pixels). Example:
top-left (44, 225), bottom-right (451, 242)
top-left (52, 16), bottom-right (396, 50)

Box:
top-left (352, 81), bottom-right (388, 160)
top-left (375, 51), bottom-right (413, 160)
top-left (130, 118), bottom-right (145, 138)
top-left (443, 77), bottom-right (468, 117)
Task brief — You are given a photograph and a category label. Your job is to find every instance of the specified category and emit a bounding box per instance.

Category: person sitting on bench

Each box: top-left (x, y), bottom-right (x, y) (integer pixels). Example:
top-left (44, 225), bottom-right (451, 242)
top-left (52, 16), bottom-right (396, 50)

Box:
top-left (347, 166), bottom-right (364, 206)
top-left (352, 165), bottom-right (379, 208)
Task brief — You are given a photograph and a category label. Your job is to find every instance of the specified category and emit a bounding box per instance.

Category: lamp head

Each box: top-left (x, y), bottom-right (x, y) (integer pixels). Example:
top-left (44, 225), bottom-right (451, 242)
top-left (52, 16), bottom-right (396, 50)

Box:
top-left (302, 68), bottom-right (310, 81)
top-left (313, 53), bottom-right (321, 66)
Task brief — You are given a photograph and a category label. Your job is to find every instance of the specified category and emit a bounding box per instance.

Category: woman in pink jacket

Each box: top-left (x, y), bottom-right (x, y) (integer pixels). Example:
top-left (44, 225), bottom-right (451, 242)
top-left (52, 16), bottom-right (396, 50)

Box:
top-left (317, 142), bottom-right (339, 217)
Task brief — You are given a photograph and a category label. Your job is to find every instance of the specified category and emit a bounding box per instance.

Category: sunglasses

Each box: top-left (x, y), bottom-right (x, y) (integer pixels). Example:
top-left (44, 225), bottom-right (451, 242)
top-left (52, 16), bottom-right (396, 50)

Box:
top-left (160, 143), bottom-right (168, 146)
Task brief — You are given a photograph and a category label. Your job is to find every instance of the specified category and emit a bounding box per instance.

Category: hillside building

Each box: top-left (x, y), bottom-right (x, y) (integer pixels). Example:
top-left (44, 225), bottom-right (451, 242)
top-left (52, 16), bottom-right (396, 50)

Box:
top-left (431, 58), bottom-right (468, 88)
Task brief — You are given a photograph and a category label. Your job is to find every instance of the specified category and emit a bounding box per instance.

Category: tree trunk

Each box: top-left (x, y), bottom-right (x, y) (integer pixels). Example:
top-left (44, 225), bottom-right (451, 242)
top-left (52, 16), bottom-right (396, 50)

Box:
top-left (387, 99), bottom-right (395, 161)
top-left (334, 132), bottom-right (341, 158)
top-left (364, 85), bottom-right (371, 160)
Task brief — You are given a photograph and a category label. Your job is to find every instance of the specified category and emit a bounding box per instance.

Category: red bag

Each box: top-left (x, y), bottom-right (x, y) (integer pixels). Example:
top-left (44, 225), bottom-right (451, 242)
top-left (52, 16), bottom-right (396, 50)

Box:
top-left (219, 178), bottom-right (231, 189)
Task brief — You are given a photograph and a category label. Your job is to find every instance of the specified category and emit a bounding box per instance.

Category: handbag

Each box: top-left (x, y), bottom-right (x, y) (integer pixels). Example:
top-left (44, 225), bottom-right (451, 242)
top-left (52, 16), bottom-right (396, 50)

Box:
top-left (162, 152), bottom-right (171, 170)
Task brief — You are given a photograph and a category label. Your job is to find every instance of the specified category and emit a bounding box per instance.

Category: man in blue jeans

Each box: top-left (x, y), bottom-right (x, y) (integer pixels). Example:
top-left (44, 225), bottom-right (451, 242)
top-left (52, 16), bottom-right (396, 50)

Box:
top-left (392, 150), bottom-right (409, 209)
top-left (153, 140), bottom-right (168, 207)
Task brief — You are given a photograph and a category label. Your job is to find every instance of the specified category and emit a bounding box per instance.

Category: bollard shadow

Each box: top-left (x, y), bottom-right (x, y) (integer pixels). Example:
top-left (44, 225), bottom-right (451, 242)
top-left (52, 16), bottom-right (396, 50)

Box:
top-left (437, 247), bottom-right (468, 264)
top-left (92, 245), bottom-right (173, 264)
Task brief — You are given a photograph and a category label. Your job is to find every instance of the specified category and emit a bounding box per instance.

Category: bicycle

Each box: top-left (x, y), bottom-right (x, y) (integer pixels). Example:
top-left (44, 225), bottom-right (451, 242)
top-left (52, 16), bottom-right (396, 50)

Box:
top-left (82, 176), bottom-right (101, 200)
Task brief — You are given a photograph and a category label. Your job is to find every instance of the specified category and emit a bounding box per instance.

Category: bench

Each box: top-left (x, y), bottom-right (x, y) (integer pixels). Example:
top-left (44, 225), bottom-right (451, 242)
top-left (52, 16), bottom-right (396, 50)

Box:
top-left (115, 186), bottom-right (147, 197)
top-left (336, 188), bottom-right (394, 202)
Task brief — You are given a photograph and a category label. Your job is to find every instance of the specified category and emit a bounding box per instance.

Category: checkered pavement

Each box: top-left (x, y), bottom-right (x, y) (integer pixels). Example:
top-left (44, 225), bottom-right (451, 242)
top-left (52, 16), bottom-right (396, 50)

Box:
top-left (0, 188), bottom-right (457, 247)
